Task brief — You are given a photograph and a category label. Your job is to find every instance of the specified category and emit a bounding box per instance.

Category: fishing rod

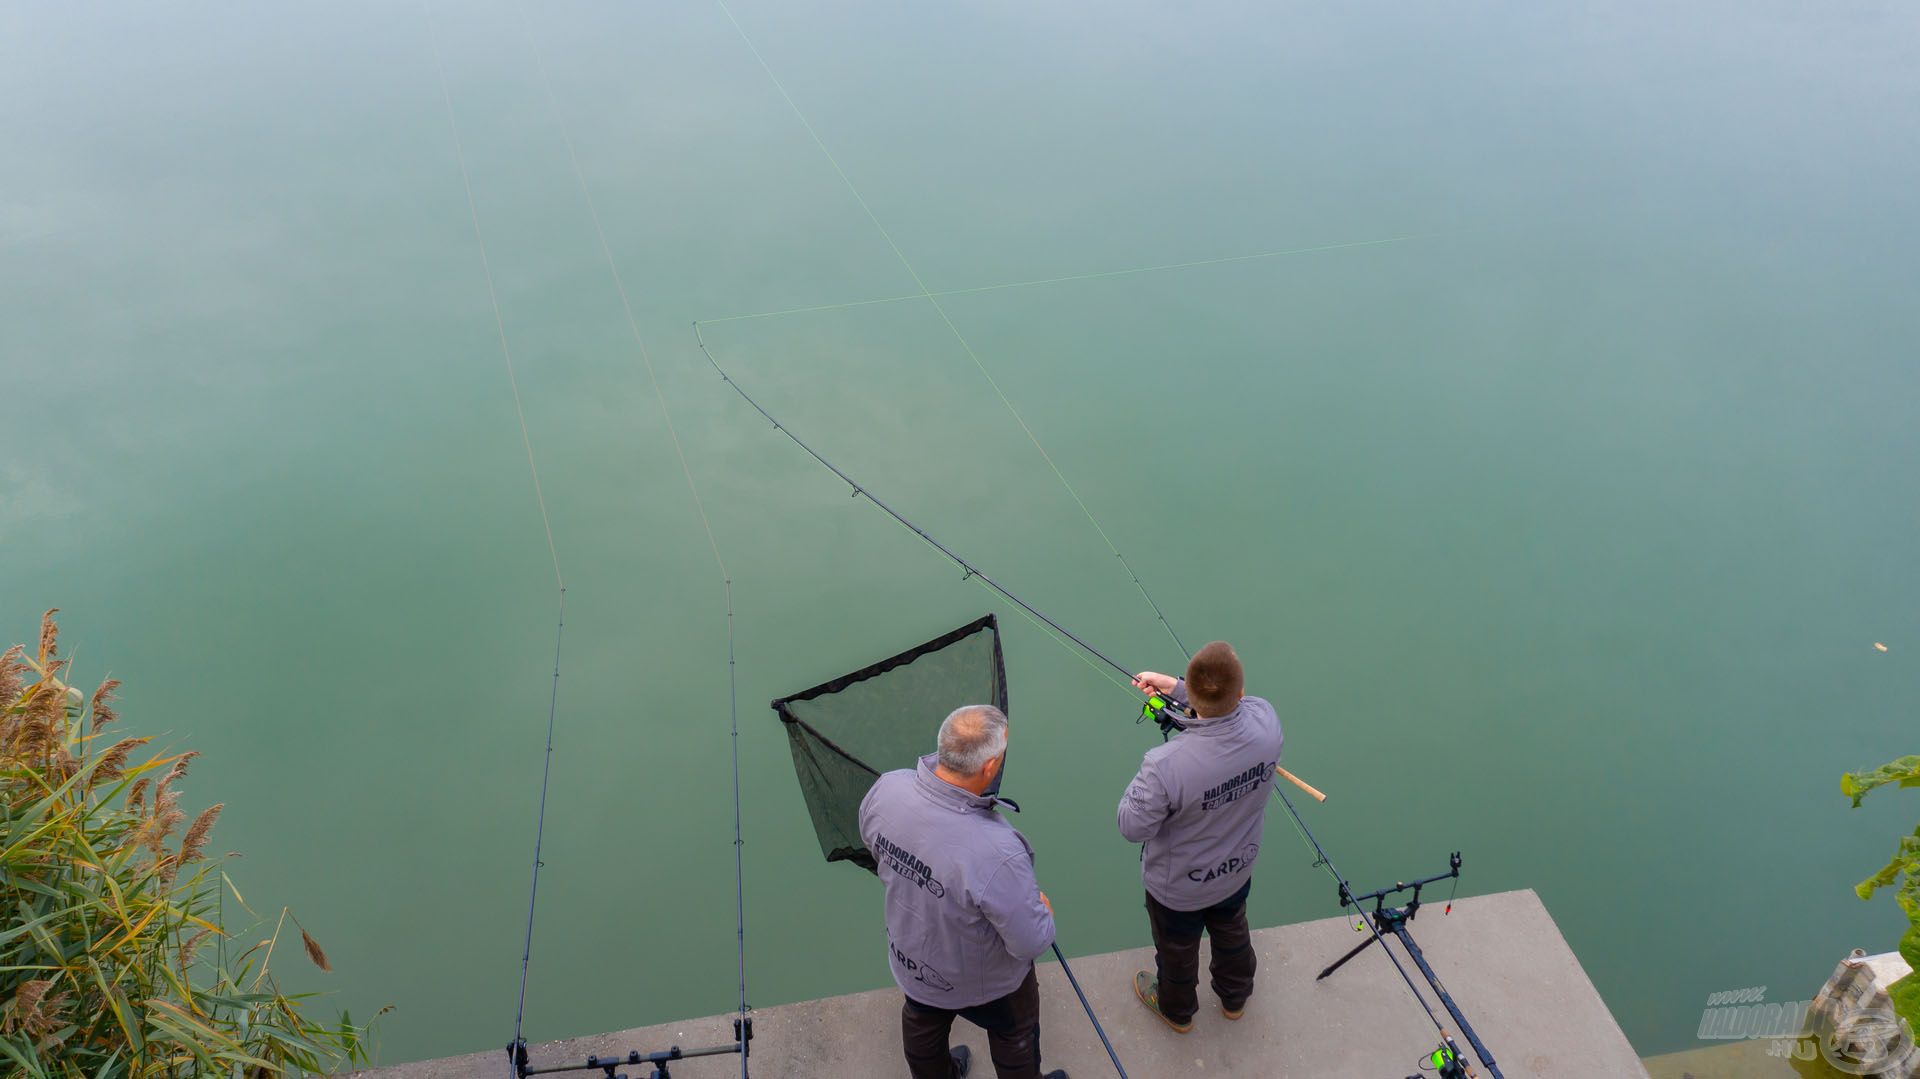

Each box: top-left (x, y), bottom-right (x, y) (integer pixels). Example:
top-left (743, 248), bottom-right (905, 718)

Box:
top-left (693, 320), bottom-right (1319, 803)
top-left (430, 4), bottom-right (756, 1070)
top-left (467, 8), bottom-right (756, 1074)
top-left (1320, 855), bottom-right (1501, 1079)
top-left (1139, 694), bottom-right (1499, 1077)
top-left (426, 6), bottom-right (575, 1067)
top-left (1052, 942), bottom-right (1128, 1078)
top-left (1278, 788), bottom-right (1499, 1077)
top-left (693, 322), bottom-right (1500, 1077)
top-left (690, 325), bottom-right (1131, 682)
top-left (508, 591), bottom-right (566, 1069)
top-left (695, 328), bottom-right (1136, 1073)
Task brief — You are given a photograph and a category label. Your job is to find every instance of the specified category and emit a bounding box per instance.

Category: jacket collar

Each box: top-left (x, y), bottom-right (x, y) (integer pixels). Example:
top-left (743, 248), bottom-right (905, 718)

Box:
top-left (914, 753), bottom-right (1003, 812)
top-left (1179, 700), bottom-right (1246, 736)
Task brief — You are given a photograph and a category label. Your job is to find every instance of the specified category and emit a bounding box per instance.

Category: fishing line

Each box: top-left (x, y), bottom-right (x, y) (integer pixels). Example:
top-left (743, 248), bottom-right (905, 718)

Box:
top-left (696, 235), bottom-right (1417, 328)
top-left (710, 0), bottom-right (1188, 661)
top-left (694, 326), bottom-right (1476, 1068)
top-left (1268, 783), bottom-right (1454, 1039)
top-left (697, 0), bottom-right (1462, 1034)
top-left (689, 325), bottom-right (1130, 700)
top-left (693, 322), bottom-right (1137, 690)
top-left (695, 323), bottom-right (1138, 1073)
top-left (703, 0), bottom-right (1475, 1061)
top-left (700, 0), bottom-right (1466, 1048)
top-left (454, 0), bottom-right (1455, 1067)
top-left (422, 3), bottom-right (568, 1062)
top-left (519, 11), bottom-right (752, 1075)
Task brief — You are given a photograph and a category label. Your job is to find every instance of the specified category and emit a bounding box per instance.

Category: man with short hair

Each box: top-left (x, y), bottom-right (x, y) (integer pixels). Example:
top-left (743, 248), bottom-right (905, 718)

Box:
top-left (859, 705), bottom-right (1068, 1079)
top-left (1118, 641), bottom-right (1284, 1032)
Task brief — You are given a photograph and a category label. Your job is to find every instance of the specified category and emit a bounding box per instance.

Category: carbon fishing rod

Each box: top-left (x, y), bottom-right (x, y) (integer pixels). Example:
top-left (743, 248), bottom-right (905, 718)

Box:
top-left (1051, 942), bottom-right (1127, 1078)
top-left (430, 4), bottom-right (754, 1071)
top-left (693, 319), bottom-right (1320, 802)
top-left (426, 5), bottom-right (573, 1065)
top-left (509, 592), bottom-right (566, 1066)
top-left (697, 323), bottom-right (1139, 1073)
top-left (693, 322), bottom-right (1135, 683)
top-left (1140, 687), bottom-right (1498, 1076)
top-left (434, 7), bottom-right (758, 1074)
top-left (693, 321), bottom-right (1499, 1077)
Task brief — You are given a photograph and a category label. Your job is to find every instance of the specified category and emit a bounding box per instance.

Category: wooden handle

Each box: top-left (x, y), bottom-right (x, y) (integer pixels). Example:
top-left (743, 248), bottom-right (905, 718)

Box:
top-left (1276, 765), bottom-right (1327, 803)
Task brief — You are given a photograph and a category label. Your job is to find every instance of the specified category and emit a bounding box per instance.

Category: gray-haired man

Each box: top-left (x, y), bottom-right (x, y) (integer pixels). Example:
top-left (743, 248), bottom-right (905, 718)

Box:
top-left (858, 706), bottom-right (1068, 1079)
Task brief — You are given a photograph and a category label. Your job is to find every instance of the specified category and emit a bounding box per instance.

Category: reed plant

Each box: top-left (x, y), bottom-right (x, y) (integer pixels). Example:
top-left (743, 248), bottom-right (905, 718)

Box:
top-left (1843, 754), bottom-right (1920, 1032)
top-left (2, 609), bottom-right (376, 1075)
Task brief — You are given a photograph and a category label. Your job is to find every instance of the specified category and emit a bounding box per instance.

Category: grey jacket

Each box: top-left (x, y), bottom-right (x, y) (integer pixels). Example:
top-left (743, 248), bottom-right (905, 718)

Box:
top-left (1117, 679), bottom-right (1285, 910)
top-left (858, 754), bottom-right (1056, 1008)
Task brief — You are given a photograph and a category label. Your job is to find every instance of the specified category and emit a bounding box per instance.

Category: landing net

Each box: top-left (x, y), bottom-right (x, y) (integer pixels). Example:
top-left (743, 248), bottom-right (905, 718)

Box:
top-left (772, 615), bottom-right (1006, 871)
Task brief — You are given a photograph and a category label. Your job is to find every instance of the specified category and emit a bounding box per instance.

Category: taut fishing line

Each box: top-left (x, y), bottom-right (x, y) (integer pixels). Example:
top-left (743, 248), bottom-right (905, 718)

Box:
top-left (520, 8), bottom-right (752, 1074)
top-left (422, 3), bottom-right (569, 1068)
top-left (432, 0), bottom-right (1481, 1070)
top-left (696, 234), bottom-right (1416, 329)
top-left (692, 326), bottom-right (1499, 1076)
top-left (698, 4), bottom-right (1498, 1072)
top-left (709, 0), bottom-right (1189, 664)
top-left (693, 12), bottom-right (1494, 1071)
top-left (428, 3), bottom-right (753, 1075)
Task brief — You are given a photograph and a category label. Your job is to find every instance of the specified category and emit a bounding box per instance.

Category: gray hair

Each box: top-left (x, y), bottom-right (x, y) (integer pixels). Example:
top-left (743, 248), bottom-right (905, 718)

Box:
top-left (936, 705), bottom-right (1008, 776)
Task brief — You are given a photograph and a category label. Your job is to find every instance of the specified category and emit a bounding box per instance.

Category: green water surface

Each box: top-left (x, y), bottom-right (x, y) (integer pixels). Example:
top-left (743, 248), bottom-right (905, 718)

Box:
top-left (4, 0), bottom-right (1918, 1064)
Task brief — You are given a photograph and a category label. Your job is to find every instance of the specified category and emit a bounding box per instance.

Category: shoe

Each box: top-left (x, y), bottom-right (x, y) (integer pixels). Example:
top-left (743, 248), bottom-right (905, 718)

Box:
top-left (950, 1044), bottom-right (971, 1077)
top-left (1221, 1000), bottom-right (1246, 1020)
top-left (1132, 970), bottom-right (1194, 1033)
top-left (1041, 1072), bottom-right (1068, 1079)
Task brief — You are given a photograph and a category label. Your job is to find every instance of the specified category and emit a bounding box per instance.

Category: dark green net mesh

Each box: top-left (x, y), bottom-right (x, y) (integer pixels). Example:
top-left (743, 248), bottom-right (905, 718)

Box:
top-left (771, 615), bottom-right (1007, 871)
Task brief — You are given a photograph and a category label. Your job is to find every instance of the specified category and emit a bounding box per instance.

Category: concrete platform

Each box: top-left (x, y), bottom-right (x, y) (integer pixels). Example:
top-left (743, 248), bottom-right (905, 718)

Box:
top-left (362, 889), bottom-right (1646, 1078)
top-left (1641, 1041), bottom-right (1803, 1078)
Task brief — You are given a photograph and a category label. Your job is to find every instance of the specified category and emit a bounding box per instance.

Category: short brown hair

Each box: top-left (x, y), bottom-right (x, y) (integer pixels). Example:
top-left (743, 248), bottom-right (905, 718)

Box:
top-left (1185, 641), bottom-right (1244, 717)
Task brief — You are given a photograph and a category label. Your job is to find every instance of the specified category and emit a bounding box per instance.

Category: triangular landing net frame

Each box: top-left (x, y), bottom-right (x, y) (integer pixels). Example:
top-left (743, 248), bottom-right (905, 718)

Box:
top-left (771, 614), bottom-right (1006, 871)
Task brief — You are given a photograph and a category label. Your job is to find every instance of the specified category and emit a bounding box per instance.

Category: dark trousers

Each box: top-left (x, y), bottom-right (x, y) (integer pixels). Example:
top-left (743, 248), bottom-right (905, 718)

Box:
top-left (1145, 880), bottom-right (1256, 1023)
top-left (900, 965), bottom-right (1042, 1079)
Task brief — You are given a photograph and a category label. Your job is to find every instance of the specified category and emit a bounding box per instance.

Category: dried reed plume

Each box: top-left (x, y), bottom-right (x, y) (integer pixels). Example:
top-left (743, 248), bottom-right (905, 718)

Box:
top-left (134, 776), bottom-right (188, 859)
top-left (36, 608), bottom-right (58, 661)
top-left (141, 807), bottom-right (186, 861)
top-left (89, 677), bottom-right (121, 729)
top-left (41, 750), bottom-right (78, 787)
top-left (91, 736), bottom-right (150, 784)
top-left (139, 753), bottom-right (198, 860)
top-left (25, 678), bottom-right (63, 726)
top-left (177, 928), bottom-right (214, 974)
top-left (178, 803), bottom-right (224, 865)
top-left (8, 681), bottom-right (64, 763)
top-left (297, 922), bottom-right (332, 973)
top-left (0, 644), bottom-right (23, 709)
top-left (0, 609), bottom-right (366, 1069)
top-left (3, 978), bottom-right (66, 1039)
top-left (3, 979), bottom-right (49, 1033)
top-left (153, 751), bottom-right (200, 814)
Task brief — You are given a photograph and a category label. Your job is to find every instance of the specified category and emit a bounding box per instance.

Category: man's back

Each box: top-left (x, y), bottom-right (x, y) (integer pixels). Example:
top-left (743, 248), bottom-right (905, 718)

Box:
top-left (859, 754), bottom-right (1055, 1009)
top-left (1118, 694), bottom-right (1286, 910)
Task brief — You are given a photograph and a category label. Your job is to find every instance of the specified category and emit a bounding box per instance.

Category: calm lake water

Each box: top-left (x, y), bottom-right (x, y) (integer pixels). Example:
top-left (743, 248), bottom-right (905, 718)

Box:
top-left (5, 0), bottom-right (1918, 1064)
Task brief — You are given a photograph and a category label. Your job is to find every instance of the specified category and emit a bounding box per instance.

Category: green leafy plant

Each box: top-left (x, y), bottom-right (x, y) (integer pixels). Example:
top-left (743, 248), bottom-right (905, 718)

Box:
top-left (1, 609), bottom-right (380, 1076)
top-left (1843, 754), bottom-right (1920, 1031)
